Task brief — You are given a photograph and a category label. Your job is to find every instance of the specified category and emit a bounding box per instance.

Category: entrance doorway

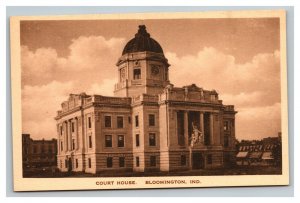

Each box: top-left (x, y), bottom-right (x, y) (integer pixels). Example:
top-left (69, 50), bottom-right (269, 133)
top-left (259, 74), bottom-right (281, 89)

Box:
top-left (192, 152), bottom-right (204, 169)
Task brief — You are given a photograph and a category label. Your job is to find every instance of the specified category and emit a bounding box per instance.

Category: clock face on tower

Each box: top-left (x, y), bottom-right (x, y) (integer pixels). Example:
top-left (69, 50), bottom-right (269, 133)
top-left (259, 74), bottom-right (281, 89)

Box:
top-left (151, 65), bottom-right (160, 76)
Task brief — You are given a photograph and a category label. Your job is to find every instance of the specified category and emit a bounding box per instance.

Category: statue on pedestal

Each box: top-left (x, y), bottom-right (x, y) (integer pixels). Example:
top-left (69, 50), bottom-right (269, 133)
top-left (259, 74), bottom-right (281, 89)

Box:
top-left (190, 122), bottom-right (203, 147)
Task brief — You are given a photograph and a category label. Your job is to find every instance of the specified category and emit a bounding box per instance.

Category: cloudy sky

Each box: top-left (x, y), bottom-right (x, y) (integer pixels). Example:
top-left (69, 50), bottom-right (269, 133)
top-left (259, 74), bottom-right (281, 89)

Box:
top-left (21, 18), bottom-right (281, 141)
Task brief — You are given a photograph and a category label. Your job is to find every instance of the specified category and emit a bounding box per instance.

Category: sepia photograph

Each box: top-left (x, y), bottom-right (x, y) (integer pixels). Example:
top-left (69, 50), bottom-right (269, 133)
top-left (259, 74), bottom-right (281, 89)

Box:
top-left (10, 10), bottom-right (289, 191)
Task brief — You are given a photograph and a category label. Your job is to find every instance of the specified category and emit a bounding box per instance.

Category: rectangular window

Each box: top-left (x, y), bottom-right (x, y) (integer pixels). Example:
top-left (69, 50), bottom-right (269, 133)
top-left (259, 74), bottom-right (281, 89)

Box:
top-left (149, 133), bottom-right (156, 146)
top-left (119, 157), bottom-right (125, 167)
top-left (60, 141), bottom-right (63, 151)
top-left (75, 159), bottom-right (78, 168)
top-left (207, 154), bottom-right (212, 164)
top-left (88, 117), bottom-right (92, 129)
top-left (107, 157), bottom-right (113, 168)
top-left (88, 135), bottom-right (92, 148)
top-left (105, 116), bottom-right (112, 128)
top-left (88, 158), bottom-right (91, 168)
top-left (150, 156), bottom-right (156, 167)
top-left (135, 115), bottom-right (139, 127)
top-left (72, 139), bottom-right (75, 150)
top-left (136, 134), bottom-right (140, 147)
top-left (133, 68), bottom-right (141, 80)
top-left (65, 159), bottom-right (68, 168)
top-left (71, 122), bottom-right (75, 133)
top-left (136, 157), bottom-right (140, 167)
top-left (181, 155), bottom-right (187, 166)
top-left (105, 135), bottom-right (112, 147)
top-left (128, 116), bottom-right (131, 124)
top-left (117, 135), bottom-right (125, 147)
top-left (149, 114), bottom-right (155, 126)
top-left (117, 116), bottom-right (124, 128)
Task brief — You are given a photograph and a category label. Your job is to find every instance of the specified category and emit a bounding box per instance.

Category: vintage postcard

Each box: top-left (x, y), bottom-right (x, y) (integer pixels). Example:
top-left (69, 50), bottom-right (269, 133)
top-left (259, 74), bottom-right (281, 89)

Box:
top-left (10, 10), bottom-right (289, 191)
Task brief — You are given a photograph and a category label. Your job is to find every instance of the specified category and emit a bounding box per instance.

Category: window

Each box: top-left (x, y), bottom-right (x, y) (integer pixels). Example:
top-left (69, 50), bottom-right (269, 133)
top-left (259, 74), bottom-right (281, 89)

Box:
top-left (149, 114), bottom-right (155, 126)
top-left (119, 157), bottom-right (125, 167)
top-left (224, 121), bottom-right (230, 131)
top-left (88, 135), bottom-right (92, 148)
top-left (224, 135), bottom-right (229, 147)
top-left (88, 117), bottom-right (92, 129)
top-left (128, 116), bottom-right (131, 124)
top-left (117, 116), bottom-right (124, 128)
top-left (107, 157), bottom-right (113, 168)
top-left (149, 133), bottom-right (156, 146)
top-left (118, 135), bottom-right (125, 147)
top-left (136, 157), bottom-right (140, 167)
top-left (207, 154), bottom-right (212, 164)
top-left (75, 159), bottom-right (78, 168)
top-left (60, 141), bottom-right (63, 151)
top-left (133, 68), bottom-right (141, 80)
top-left (135, 115), bottom-right (139, 127)
top-left (88, 158), bottom-right (91, 168)
top-left (105, 135), bottom-right (112, 147)
top-left (71, 122), bottom-right (75, 132)
top-left (65, 159), bottom-right (68, 168)
top-left (150, 156), bottom-right (156, 167)
top-left (181, 155), bottom-right (187, 166)
top-left (60, 126), bottom-right (63, 136)
top-left (72, 139), bottom-right (75, 150)
top-left (105, 116), bottom-right (111, 128)
top-left (136, 134), bottom-right (140, 147)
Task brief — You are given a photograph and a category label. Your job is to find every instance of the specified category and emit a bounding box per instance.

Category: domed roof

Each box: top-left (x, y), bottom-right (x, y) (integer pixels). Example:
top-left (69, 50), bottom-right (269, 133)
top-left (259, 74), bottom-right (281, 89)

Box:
top-left (122, 25), bottom-right (164, 55)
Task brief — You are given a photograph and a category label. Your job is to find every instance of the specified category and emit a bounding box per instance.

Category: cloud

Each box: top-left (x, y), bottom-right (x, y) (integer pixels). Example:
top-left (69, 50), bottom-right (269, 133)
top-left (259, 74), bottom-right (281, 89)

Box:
top-left (22, 81), bottom-right (75, 140)
top-left (236, 103), bottom-right (281, 140)
top-left (21, 46), bottom-right (67, 85)
top-left (66, 36), bottom-right (125, 71)
top-left (21, 36), bottom-right (125, 86)
top-left (86, 78), bottom-right (117, 96)
top-left (166, 47), bottom-right (280, 96)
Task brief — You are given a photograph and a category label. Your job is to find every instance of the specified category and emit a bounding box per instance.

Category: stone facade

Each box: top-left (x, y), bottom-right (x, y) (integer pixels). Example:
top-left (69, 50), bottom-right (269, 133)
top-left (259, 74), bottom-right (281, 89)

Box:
top-left (55, 25), bottom-right (237, 174)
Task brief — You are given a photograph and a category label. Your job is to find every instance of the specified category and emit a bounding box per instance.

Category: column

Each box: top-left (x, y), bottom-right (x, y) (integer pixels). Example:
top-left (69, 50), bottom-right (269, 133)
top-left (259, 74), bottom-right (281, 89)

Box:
top-left (64, 121), bottom-right (68, 152)
top-left (210, 113), bottom-right (214, 145)
top-left (184, 111), bottom-right (189, 146)
top-left (69, 120), bottom-right (72, 151)
top-left (57, 124), bottom-right (60, 154)
top-left (200, 112), bottom-right (204, 143)
top-left (76, 117), bottom-right (79, 150)
top-left (67, 120), bottom-right (70, 151)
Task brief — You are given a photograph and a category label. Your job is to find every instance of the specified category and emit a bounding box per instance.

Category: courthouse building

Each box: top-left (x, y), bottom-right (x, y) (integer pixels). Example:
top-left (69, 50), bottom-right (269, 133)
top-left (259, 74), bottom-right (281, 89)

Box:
top-left (55, 25), bottom-right (237, 174)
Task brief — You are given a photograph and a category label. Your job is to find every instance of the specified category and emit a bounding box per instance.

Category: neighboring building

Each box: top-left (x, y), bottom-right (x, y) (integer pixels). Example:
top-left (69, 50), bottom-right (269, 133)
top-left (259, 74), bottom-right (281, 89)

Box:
top-left (55, 25), bottom-right (237, 174)
top-left (22, 134), bottom-right (57, 168)
top-left (236, 133), bottom-right (282, 166)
